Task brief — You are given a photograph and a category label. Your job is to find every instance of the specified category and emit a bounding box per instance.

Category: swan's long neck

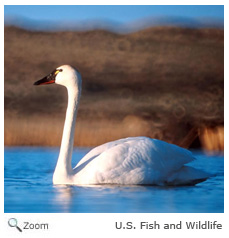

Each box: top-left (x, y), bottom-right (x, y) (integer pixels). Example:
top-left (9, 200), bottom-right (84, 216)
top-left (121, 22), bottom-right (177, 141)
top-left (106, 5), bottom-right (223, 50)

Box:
top-left (53, 86), bottom-right (80, 182)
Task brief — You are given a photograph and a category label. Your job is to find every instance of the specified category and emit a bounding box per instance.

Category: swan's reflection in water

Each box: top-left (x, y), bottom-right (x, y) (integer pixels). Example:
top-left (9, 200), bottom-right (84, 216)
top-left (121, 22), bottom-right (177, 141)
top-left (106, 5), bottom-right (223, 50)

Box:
top-left (53, 184), bottom-right (159, 212)
top-left (53, 185), bottom-right (74, 212)
top-left (52, 183), bottom-right (215, 213)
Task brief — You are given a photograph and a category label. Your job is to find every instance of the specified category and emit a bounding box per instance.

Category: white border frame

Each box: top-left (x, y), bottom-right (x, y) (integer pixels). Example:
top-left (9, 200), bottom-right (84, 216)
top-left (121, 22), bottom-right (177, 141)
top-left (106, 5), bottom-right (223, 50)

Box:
top-left (1, 2), bottom-right (227, 237)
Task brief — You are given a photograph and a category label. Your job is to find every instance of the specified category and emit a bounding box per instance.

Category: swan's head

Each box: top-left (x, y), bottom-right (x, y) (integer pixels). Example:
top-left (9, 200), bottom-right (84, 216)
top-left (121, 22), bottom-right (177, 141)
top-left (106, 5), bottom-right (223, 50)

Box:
top-left (34, 65), bottom-right (82, 89)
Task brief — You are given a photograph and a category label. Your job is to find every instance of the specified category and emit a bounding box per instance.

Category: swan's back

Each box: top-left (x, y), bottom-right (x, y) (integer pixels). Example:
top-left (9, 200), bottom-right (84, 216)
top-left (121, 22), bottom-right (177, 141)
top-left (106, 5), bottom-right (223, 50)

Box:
top-left (72, 137), bottom-right (207, 185)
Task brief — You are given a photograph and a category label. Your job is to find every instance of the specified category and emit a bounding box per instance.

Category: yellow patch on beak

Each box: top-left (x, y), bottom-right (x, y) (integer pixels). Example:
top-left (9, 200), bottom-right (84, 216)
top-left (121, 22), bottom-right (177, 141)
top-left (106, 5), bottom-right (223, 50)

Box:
top-left (54, 70), bottom-right (60, 75)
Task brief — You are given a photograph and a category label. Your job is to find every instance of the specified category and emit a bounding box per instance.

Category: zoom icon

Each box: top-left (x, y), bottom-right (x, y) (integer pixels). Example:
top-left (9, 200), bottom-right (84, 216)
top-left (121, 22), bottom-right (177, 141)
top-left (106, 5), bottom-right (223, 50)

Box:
top-left (8, 218), bottom-right (22, 232)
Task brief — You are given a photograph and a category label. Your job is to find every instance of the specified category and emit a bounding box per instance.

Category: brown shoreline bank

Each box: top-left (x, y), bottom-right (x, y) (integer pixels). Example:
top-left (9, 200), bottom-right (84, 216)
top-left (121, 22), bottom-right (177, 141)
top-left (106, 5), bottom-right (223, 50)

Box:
top-left (4, 115), bottom-right (224, 152)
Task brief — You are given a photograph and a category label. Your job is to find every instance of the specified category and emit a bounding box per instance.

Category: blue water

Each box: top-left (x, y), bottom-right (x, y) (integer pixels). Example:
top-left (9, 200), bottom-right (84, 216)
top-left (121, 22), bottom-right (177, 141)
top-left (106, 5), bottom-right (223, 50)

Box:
top-left (4, 147), bottom-right (224, 213)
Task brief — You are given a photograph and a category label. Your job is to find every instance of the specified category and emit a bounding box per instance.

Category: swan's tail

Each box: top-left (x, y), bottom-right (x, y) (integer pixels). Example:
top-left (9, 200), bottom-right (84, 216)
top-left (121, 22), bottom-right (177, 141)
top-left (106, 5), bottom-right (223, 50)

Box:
top-left (165, 166), bottom-right (210, 186)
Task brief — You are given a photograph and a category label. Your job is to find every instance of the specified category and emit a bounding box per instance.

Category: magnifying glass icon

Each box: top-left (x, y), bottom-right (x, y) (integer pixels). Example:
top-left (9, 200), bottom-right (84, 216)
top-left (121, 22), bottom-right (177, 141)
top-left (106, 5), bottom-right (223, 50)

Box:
top-left (8, 218), bottom-right (22, 232)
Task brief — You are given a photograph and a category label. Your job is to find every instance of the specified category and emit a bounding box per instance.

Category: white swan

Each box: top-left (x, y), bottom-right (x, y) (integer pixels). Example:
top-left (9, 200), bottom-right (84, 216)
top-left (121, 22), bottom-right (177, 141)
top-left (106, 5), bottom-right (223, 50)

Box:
top-left (34, 65), bottom-right (209, 186)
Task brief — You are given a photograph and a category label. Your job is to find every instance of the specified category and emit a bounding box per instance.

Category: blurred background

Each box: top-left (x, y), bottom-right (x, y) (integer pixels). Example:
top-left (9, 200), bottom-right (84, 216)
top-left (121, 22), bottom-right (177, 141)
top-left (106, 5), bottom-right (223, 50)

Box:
top-left (4, 5), bottom-right (224, 152)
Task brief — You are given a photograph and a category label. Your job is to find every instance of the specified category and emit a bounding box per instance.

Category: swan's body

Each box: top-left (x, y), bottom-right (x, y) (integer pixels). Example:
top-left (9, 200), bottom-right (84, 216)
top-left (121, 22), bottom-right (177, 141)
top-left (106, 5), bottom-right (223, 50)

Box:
top-left (34, 65), bottom-right (209, 186)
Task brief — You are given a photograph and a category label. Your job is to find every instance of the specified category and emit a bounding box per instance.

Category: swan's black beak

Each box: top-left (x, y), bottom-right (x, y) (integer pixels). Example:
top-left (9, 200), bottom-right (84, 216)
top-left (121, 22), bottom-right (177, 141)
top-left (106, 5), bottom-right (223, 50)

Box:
top-left (34, 68), bottom-right (62, 86)
top-left (34, 74), bottom-right (56, 86)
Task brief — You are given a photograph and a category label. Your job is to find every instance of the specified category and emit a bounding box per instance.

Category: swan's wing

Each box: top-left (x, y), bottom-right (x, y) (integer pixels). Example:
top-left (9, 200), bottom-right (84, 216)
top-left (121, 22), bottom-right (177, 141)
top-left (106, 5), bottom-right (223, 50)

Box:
top-left (74, 137), bottom-right (143, 168)
top-left (73, 137), bottom-right (196, 185)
